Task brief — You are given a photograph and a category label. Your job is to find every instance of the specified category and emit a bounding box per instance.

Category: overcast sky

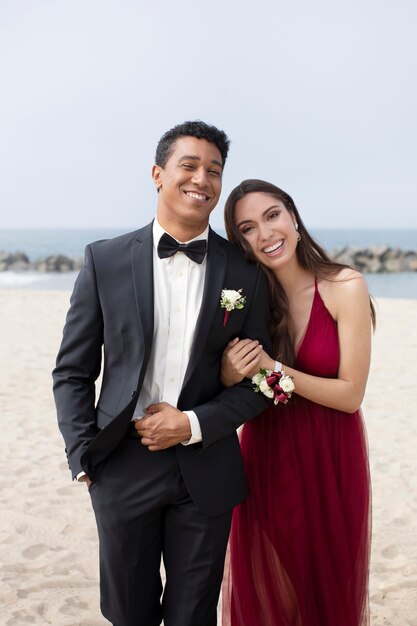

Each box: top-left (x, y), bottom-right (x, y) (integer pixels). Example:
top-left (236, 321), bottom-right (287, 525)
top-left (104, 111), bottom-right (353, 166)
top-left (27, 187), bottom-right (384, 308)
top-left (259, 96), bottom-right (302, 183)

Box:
top-left (0, 0), bottom-right (416, 230)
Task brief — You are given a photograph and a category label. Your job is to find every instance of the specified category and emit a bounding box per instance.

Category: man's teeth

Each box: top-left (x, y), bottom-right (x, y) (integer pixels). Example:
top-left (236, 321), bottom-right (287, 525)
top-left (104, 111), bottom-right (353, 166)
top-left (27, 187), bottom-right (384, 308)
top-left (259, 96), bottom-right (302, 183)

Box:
top-left (186, 191), bottom-right (207, 200)
top-left (263, 241), bottom-right (283, 253)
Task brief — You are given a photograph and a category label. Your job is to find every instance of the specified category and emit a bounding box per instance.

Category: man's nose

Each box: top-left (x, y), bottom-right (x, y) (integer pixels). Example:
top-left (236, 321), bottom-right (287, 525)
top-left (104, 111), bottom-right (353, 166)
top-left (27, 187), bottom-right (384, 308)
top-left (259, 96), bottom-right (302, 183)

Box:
top-left (191, 167), bottom-right (209, 187)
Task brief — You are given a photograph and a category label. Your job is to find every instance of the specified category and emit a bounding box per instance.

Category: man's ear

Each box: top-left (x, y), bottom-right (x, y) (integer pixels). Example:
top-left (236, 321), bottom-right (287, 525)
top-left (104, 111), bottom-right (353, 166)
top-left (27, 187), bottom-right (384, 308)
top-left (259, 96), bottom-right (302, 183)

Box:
top-left (152, 164), bottom-right (162, 191)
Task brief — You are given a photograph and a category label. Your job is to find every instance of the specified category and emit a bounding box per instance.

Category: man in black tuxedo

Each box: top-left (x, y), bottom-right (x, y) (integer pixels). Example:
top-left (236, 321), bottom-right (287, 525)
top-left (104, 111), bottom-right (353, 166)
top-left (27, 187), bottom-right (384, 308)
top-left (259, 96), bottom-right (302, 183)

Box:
top-left (53, 120), bottom-right (271, 626)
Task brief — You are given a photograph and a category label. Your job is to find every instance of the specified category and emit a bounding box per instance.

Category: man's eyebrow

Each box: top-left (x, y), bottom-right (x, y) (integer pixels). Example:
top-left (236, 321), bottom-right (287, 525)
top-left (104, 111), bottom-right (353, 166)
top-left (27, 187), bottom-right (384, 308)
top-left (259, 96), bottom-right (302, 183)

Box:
top-left (178, 155), bottom-right (223, 168)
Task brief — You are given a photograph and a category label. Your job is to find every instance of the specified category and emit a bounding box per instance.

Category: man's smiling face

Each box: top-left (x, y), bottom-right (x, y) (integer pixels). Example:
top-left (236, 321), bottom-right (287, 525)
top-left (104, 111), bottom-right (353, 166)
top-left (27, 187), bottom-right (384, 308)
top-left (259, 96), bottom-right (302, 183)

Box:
top-left (153, 136), bottom-right (223, 235)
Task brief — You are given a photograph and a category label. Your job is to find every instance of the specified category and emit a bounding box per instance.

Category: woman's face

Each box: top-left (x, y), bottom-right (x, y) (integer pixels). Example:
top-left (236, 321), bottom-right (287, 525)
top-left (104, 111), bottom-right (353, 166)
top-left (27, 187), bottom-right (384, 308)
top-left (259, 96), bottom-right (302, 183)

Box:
top-left (234, 192), bottom-right (299, 271)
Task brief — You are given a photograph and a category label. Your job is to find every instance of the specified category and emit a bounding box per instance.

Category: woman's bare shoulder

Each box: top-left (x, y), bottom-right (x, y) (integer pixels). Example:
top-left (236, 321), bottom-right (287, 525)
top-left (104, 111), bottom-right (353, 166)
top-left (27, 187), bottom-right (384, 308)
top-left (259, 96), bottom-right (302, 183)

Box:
top-left (333, 267), bottom-right (366, 287)
top-left (318, 268), bottom-right (369, 318)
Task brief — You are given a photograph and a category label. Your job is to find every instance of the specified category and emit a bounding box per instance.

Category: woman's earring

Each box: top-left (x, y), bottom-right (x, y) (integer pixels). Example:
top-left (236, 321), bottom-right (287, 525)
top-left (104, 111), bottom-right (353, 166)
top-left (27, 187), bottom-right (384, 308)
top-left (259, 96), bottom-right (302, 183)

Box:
top-left (294, 222), bottom-right (301, 242)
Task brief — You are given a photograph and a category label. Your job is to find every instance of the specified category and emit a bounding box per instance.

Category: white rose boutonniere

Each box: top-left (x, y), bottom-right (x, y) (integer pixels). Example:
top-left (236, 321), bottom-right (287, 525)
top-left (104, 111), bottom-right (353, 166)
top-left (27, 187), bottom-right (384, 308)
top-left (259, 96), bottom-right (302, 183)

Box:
top-left (220, 288), bottom-right (246, 327)
top-left (252, 367), bottom-right (295, 405)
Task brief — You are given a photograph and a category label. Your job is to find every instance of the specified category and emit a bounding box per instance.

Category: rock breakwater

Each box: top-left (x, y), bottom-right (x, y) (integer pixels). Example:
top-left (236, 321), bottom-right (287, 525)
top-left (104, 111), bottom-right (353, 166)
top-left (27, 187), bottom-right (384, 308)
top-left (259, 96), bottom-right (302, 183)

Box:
top-left (332, 245), bottom-right (417, 273)
top-left (0, 252), bottom-right (84, 272)
top-left (1, 245), bottom-right (417, 273)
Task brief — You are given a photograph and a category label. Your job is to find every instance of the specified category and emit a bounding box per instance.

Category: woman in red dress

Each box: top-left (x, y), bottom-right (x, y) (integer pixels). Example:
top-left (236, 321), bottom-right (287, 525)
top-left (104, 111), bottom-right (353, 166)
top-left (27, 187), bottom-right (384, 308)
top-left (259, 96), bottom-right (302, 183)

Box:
top-left (221, 180), bottom-right (373, 626)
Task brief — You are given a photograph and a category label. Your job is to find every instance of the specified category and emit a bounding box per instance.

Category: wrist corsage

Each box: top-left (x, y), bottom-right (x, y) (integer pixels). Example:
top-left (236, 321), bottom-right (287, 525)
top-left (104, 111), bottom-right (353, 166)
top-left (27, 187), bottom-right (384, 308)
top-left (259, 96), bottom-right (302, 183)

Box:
top-left (252, 367), bottom-right (295, 405)
top-left (220, 288), bottom-right (246, 327)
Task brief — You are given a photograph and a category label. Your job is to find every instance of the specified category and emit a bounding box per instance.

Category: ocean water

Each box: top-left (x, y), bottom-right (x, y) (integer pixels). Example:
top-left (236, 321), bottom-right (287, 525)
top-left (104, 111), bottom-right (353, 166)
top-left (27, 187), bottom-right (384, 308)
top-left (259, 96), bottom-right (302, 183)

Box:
top-left (0, 228), bottom-right (417, 298)
top-left (0, 228), bottom-right (129, 259)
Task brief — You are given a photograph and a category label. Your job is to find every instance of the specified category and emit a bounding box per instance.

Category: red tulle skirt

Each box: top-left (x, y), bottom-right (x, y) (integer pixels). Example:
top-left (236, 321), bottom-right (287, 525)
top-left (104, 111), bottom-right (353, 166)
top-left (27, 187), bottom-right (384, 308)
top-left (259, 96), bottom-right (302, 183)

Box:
top-left (223, 399), bottom-right (371, 626)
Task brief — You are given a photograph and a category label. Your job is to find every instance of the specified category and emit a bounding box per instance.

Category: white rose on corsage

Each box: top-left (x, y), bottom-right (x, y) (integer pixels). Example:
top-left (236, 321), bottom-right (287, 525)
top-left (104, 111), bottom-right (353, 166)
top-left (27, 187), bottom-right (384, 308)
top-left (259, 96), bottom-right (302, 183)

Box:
top-left (252, 367), bottom-right (295, 405)
top-left (259, 378), bottom-right (275, 398)
top-left (280, 375), bottom-right (295, 394)
top-left (251, 372), bottom-right (264, 387)
top-left (220, 288), bottom-right (246, 327)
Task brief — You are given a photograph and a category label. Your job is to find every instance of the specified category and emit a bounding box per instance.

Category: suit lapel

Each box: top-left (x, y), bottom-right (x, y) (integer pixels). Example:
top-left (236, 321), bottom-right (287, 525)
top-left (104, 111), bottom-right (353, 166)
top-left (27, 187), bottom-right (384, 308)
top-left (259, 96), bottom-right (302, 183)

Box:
top-left (131, 222), bottom-right (154, 362)
top-left (181, 229), bottom-right (227, 392)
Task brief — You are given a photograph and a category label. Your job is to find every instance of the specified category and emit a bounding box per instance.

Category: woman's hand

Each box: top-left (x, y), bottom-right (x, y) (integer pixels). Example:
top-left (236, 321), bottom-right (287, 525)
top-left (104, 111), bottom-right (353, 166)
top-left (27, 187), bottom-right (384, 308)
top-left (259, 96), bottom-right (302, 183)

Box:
top-left (220, 338), bottom-right (263, 387)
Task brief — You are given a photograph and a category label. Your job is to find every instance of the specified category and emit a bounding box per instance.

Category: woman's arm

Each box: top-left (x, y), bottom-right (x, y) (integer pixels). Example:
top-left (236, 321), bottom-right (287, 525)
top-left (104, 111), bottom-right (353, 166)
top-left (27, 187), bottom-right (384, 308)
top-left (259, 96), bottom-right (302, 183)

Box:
top-left (221, 275), bottom-right (373, 413)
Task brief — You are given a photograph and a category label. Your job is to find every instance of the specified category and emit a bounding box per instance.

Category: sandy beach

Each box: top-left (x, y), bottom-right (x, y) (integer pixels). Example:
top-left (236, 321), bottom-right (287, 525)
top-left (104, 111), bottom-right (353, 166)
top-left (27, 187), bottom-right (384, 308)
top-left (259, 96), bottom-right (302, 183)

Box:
top-left (0, 289), bottom-right (416, 625)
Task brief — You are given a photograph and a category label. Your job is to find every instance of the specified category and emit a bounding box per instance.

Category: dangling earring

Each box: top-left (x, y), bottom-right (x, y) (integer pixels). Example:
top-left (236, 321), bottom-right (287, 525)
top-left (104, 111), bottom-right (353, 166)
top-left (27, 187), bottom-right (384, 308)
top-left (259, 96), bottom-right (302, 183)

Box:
top-left (294, 222), bottom-right (301, 242)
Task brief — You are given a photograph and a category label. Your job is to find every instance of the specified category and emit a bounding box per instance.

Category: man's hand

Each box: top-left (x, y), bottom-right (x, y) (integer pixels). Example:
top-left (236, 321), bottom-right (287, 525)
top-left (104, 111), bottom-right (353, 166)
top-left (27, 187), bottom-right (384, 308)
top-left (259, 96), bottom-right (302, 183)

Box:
top-left (134, 403), bottom-right (192, 451)
top-left (78, 475), bottom-right (91, 489)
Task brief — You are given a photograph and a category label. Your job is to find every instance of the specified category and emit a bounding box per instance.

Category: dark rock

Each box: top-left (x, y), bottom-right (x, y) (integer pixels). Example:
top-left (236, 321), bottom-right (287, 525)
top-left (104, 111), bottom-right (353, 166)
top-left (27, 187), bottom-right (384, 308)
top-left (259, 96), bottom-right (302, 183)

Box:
top-left (34, 255), bottom-right (76, 272)
top-left (0, 251), bottom-right (30, 271)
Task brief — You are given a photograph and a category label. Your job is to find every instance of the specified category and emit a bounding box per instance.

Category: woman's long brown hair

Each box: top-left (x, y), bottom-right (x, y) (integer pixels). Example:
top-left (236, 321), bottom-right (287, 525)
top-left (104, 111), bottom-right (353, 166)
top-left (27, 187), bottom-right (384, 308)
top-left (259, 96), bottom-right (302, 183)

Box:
top-left (224, 179), bottom-right (376, 365)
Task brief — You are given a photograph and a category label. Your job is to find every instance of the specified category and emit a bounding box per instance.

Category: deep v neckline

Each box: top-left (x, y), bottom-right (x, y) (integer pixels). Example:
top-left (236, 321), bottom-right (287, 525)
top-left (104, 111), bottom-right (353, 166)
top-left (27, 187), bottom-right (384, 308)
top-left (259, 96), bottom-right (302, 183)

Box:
top-left (294, 279), bottom-right (319, 358)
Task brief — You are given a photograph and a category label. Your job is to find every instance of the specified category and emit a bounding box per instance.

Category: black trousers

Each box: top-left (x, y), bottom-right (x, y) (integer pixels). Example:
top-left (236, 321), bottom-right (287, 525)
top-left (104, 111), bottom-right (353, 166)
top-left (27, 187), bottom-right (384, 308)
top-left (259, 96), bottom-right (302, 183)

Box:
top-left (89, 436), bottom-right (232, 626)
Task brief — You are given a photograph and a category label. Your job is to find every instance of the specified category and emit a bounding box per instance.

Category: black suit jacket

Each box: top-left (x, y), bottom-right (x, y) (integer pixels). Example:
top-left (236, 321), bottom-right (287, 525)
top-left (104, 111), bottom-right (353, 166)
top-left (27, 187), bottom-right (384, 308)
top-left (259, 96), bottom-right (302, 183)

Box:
top-left (53, 222), bottom-right (272, 516)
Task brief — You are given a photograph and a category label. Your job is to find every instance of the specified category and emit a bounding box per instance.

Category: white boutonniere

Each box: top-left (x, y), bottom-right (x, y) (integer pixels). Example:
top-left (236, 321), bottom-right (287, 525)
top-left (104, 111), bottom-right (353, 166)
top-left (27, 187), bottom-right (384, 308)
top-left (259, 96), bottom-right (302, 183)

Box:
top-left (220, 288), bottom-right (246, 327)
top-left (252, 368), bottom-right (295, 405)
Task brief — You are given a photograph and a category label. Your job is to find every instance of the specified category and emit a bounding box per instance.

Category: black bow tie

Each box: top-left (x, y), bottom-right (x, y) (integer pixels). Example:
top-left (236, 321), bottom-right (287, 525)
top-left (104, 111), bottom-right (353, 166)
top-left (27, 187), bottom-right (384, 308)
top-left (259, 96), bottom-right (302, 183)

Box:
top-left (157, 232), bottom-right (207, 264)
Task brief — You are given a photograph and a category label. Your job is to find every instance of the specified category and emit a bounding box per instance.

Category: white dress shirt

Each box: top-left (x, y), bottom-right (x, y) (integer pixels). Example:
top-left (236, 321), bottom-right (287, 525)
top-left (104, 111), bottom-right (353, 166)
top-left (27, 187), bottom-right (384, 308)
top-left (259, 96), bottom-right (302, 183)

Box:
top-left (132, 219), bottom-right (206, 443)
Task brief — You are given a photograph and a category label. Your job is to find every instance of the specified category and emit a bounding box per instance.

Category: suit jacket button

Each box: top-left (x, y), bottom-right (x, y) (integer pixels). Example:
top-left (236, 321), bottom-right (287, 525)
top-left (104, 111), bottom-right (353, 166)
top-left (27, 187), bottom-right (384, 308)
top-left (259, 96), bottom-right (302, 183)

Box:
top-left (131, 390), bottom-right (136, 397)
